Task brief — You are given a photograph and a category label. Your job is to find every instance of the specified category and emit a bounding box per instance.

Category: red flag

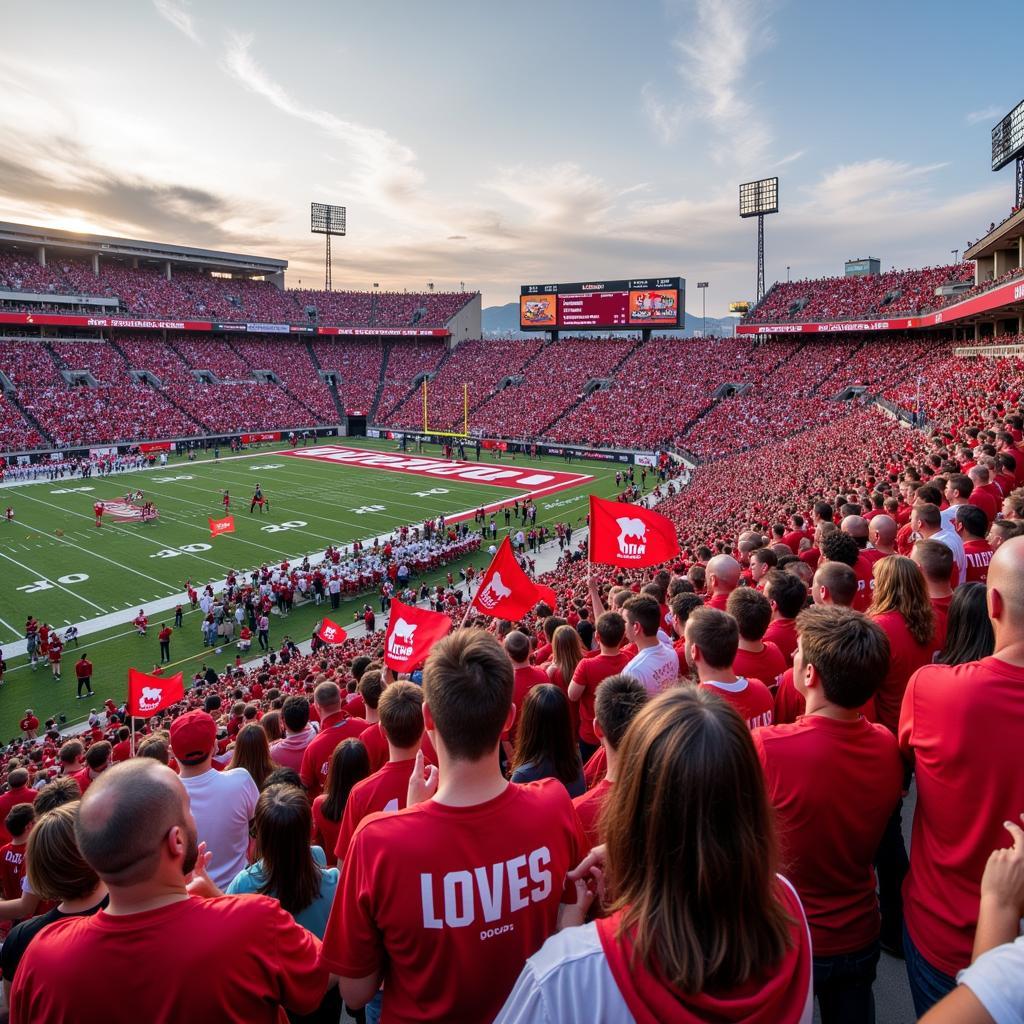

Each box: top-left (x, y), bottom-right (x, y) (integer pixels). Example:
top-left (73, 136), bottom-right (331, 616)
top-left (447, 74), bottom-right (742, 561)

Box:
top-left (588, 494), bottom-right (679, 568)
top-left (471, 536), bottom-right (558, 619)
top-left (209, 515), bottom-right (235, 537)
top-left (317, 617), bottom-right (348, 645)
top-left (383, 598), bottom-right (452, 673)
top-left (127, 668), bottom-right (185, 718)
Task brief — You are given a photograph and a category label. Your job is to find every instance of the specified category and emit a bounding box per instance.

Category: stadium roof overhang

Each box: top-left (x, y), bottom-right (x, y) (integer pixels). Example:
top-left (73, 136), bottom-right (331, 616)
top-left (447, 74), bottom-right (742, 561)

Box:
top-left (0, 221), bottom-right (287, 277)
top-left (964, 208), bottom-right (1024, 261)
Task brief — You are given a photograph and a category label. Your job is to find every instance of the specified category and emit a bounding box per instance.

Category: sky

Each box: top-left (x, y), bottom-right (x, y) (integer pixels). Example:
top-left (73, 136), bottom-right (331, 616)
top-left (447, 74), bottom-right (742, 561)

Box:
top-left (1, 0), bottom-right (1020, 315)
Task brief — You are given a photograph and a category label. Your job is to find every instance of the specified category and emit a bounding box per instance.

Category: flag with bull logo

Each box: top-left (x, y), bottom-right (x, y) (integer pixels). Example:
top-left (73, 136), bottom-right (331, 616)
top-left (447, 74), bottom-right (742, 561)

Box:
top-left (316, 617), bottom-right (348, 645)
top-left (471, 536), bottom-right (558, 620)
top-left (209, 515), bottom-right (235, 537)
top-left (588, 494), bottom-right (679, 568)
top-left (383, 599), bottom-right (453, 672)
top-left (127, 668), bottom-right (185, 718)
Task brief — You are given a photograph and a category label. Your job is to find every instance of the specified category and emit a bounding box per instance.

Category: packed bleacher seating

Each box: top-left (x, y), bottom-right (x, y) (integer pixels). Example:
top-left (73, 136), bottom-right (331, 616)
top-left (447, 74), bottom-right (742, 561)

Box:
top-left (747, 263), bottom-right (974, 324)
top-left (374, 341), bottom-right (447, 420)
top-left (231, 338), bottom-right (338, 421)
top-left (0, 396), bottom-right (43, 451)
top-left (312, 339), bottom-right (385, 414)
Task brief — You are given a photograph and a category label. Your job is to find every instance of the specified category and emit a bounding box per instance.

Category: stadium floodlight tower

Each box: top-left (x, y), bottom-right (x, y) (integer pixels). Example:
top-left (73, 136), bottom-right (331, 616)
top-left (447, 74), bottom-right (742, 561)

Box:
top-left (991, 100), bottom-right (1024, 208)
top-left (739, 177), bottom-right (779, 303)
top-left (310, 202), bottom-right (346, 291)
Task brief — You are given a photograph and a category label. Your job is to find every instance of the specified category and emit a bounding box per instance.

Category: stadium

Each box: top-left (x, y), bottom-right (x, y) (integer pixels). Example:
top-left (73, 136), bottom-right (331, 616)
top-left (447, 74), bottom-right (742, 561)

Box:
top-left (3, 5), bottom-right (1024, 1023)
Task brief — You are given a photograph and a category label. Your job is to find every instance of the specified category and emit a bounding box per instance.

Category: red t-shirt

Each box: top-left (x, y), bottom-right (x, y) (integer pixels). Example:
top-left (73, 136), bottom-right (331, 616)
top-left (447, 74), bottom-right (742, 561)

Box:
top-left (764, 618), bottom-right (799, 666)
top-left (0, 787), bottom-right (36, 845)
top-left (900, 656), bottom-right (1024, 976)
top-left (963, 539), bottom-right (994, 583)
top-left (871, 610), bottom-right (934, 734)
top-left (112, 739), bottom-right (132, 763)
top-left (702, 678), bottom-right (774, 729)
top-left (572, 778), bottom-right (612, 848)
top-left (18, 717), bottom-right (38, 734)
top-left (358, 722), bottom-right (391, 774)
top-left (334, 758), bottom-right (416, 862)
top-left (755, 715), bottom-right (903, 956)
top-left (505, 665), bottom-right (551, 743)
top-left (319, 780), bottom-right (586, 1024)
top-left (10, 895), bottom-right (327, 1024)
top-left (570, 650), bottom-right (631, 744)
top-left (969, 489), bottom-right (999, 523)
top-left (706, 592), bottom-right (730, 611)
top-left (311, 795), bottom-right (343, 859)
top-left (0, 842), bottom-right (26, 900)
top-left (583, 745), bottom-right (607, 788)
top-left (299, 711), bottom-right (368, 799)
top-left (851, 554), bottom-right (876, 612)
top-left (732, 642), bottom-right (786, 690)
top-left (158, 627), bottom-right (172, 643)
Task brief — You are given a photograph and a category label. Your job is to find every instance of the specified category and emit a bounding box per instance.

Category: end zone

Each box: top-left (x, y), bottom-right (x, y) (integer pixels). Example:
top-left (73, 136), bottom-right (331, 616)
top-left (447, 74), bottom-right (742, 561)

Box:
top-left (281, 445), bottom-right (594, 502)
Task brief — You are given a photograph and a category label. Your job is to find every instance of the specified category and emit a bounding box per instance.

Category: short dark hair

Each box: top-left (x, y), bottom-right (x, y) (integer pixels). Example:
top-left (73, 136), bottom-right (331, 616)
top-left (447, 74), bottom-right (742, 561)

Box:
top-left (914, 503), bottom-right (942, 529)
top-left (669, 593), bottom-right (704, 630)
top-left (947, 473), bottom-right (973, 499)
top-left (596, 611), bottom-right (626, 648)
top-left (685, 607), bottom-right (739, 670)
top-left (956, 503), bottom-right (988, 538)
top-left (358, 670), bottom-right (386, 711)
top-left (913, 539), bottom-right (953, 583)
top-left (594, 674), bottom-right (649, 750)
top-left (504, 631), bottom-right (531, 664)
top-left (85, 742), bottom-right (111, 771)
top-left (750, 548), bottom-right (777, 569)
top-left (35, 777), bottom-right (81, 814)
top-left (423, 631), bottom-right (513, 761)
top-left (820, 531), bottom-right (861, 568)
top-left (797, 605), bottom-right (890, 708)
top-left (726, 589), bottom-right (772, 641)
top-left (6, 802), bottom-right (35, 838)
top-left (378, 682), bottom-right (424, 749)
top-left (281, 695), bottom-right (310, 733)
top-left (764, 570), bottom-right (807, 619)
top-left (813, 501), bottom-right (833, 522)
top-left (623, 596), bottom-right (661, 638)
top-left (813, 562), bottom-right (858, 607)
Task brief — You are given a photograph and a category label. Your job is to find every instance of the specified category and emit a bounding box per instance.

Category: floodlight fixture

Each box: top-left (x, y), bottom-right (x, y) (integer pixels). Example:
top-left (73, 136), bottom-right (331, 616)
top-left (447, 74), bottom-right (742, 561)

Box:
top-left (991, 100), bottom-right (1024, 208)
top-left (310, 202), bottom-right (346, 290)
top-left (738, 177), bottom-right (779, 302)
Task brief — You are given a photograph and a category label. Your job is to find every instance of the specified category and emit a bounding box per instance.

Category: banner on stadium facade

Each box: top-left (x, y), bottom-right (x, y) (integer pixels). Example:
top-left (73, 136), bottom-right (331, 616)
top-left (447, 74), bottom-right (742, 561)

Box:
top-left (212, 322), bottom-right (247, 332)
top-left (634, 453), bottom-right (658, 467)
top-left (317, 327), bottom-right (450, 337)
top-left (288, 325), bottom-right (315, 334)
top-left (89, 447), bottom-right (118, 458)
top-left (367, 429), bottom-right (381, 438)
top-left (138, 442), bottom-right (173, 453)
top-left (240, 432), bottom-right (281, 443)
top-left (246, 322), bottom-right (292, 333)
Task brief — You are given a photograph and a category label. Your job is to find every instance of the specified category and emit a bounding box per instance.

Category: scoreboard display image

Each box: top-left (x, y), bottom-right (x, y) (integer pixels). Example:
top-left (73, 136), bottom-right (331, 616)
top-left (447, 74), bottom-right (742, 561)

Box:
top-left (520, 277), bottom-right (685, 330)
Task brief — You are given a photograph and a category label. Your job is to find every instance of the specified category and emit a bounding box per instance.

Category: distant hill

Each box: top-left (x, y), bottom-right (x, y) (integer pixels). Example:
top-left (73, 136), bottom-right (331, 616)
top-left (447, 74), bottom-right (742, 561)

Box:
top-left (482, 302), bottom-right (737, 338)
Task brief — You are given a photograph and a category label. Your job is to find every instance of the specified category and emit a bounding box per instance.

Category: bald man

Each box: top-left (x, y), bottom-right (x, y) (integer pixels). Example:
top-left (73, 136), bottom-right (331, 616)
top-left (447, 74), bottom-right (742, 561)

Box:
top-left (898, 536), bottom-right (1024, 1015)
top-left (840, 514), bottom-right (869, 549)
top-left (9, 760), bottom-right (327, 1024)
top-left (705, 554), bottom-right (741, 611)
top-left (866, 514), bottom-right (897, 564)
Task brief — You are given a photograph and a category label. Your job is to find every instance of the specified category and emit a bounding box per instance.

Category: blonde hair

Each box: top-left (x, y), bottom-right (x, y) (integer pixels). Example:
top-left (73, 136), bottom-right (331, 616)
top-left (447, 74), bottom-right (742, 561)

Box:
top-left (869, 554), bottom-right (934, 646)
top-left (27, 805), bottom-right (100, 902)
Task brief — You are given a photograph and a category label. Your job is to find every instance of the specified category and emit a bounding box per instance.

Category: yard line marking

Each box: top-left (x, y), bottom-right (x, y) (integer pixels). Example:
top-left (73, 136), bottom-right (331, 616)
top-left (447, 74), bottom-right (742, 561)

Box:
top-left (0, 548), bottom-right (106, 612)
top-left (0, 614), bottom-right (21, 642)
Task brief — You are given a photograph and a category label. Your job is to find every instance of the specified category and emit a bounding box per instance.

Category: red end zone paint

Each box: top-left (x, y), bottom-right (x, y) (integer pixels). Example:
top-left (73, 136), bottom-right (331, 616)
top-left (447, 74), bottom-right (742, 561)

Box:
top-left (281, 445), bottom-right (594, 503)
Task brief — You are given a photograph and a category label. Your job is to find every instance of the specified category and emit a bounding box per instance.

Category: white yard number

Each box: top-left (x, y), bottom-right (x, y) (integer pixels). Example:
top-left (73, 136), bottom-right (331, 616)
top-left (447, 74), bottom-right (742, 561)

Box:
top-left (261, 521), bottom-right (307, 533)
top-left (16, 573), bottom-right (90, 593)
top-left (351, 505), bottom-right (386, 515)
top-left (51, 487), bottom-right (94, 495)
top-left (411, 488), bottom-right (449, 498)
top-left (249, 464), bottom-right (283, 471)
top-left (150, 543), bottom-right (212, 559)
top-left (151, 475), bottom-right (193, 483)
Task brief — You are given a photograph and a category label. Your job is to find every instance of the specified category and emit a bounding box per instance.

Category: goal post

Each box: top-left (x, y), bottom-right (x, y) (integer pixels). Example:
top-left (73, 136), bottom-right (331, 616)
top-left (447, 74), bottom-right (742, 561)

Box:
top-left (422, 378), bottom-right (471, 439)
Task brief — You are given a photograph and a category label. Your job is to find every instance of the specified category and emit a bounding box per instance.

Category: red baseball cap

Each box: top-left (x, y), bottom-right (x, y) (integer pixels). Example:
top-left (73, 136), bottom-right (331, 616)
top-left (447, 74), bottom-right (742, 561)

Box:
top-left (169, 710), bottom-right (217, 763)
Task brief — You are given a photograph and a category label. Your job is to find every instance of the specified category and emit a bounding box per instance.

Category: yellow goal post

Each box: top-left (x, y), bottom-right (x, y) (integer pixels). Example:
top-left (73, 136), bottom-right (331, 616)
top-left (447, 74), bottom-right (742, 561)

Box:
top-left (422, 378), bottom-right (471, 438)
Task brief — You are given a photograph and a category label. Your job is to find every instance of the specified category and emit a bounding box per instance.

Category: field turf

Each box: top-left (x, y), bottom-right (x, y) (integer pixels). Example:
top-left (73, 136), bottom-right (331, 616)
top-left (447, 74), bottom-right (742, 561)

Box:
top-left (0, 439), bottom-right (626, 740)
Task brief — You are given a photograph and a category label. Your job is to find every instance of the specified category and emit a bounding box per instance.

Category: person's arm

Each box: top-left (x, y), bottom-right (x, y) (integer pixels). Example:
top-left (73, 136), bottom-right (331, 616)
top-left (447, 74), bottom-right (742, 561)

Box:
top-left (566, 681), bottom-right (584, 703)
top-left (919, 984), bottom-right (995, 1024)
top-left (338, 973), bottom-right (381, 1010)
top-left (974, 818), bottom-right (1024, 960)
top-left (588, 576), bottom-right (605, 621)
top-left (0, 892), bottom-right (40, 922)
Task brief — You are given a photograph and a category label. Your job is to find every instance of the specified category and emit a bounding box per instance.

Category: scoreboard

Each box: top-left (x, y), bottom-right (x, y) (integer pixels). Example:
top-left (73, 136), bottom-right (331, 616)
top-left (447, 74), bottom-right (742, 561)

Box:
top-left (520, 277), bottom-right (685, 331)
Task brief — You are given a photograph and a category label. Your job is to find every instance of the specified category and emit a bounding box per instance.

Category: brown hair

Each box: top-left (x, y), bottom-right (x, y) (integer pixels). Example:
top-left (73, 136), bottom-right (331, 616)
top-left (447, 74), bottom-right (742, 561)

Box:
top-left (869, 554), bottom-right (935, 646)
top-left (726, 589), bottom-right (771, 641)
top-left (260, 710), bottom-right (283, 743)
top-left (912, 539), bottom-right (953, 584)
top-left (138, 735), bottom-right (170, 765)
top-left (252, 784), bottom-right (323, 915)
top-left (358, 669), bottom-right (386, 710)
top-left (550, 625), bottom-right (585, 687)
top-left (320, 738), bottom-right (370, 823)
top-left (378, 682), bottom-right (424, 750)
top-left (423, 631), bottom-right (513, 761)
top-left (684, 607), bottom-right (739, 670)
top-left (623, 596), bottom-right (661, 638)
top-left (594, 674), bottom-right (649, 750)
top-left (26, 804), bottom-right (100, 902)
top-left (596, 611), bottom-right (626, 648)
top-left (228, 723), bottom-right (278, 791)
top-left (511, 684), bottom-right (582, 786)
top-left (600, 688), bottom-right (792, 994)
top-left (35, 777), bottom-right (81, 814)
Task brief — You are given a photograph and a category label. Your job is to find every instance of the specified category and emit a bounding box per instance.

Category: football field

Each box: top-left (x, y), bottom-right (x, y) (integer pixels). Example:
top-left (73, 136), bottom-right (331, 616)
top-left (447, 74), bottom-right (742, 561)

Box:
top-left (0, 439), bottom-right (624, 739)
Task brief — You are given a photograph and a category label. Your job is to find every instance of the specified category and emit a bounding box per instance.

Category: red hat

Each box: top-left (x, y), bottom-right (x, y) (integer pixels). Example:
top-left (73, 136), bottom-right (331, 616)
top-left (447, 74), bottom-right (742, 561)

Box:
top-left (169, 710), bottom-right (217, 763)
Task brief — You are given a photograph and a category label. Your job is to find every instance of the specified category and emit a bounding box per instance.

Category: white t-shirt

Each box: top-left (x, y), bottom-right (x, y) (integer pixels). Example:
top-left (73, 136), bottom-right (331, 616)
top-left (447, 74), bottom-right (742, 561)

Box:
top-left (930, 526), bottom-right (967, 587)
top-left (623, 642), bottom-right (679, 694)
top-left (179, 767), bottom-right (259, 890)
top-left (958, 934), bottom-right (1024, 1023)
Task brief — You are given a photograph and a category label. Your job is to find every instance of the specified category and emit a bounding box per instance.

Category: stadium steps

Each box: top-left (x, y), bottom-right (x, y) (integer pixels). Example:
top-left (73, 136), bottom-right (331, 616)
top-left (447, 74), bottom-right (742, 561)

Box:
top-left (6, 391), bottom-right (54, 445)
top-left (380, 346), bottom-right (451, 424)
top-left (218, 335), bottom-right (323, 421)
top-left (367, 342), bottom-right (391, 421)
top-left (809, 339), bottom-right (869, 396)
top-left (303, 339), bottom-right (346, 422)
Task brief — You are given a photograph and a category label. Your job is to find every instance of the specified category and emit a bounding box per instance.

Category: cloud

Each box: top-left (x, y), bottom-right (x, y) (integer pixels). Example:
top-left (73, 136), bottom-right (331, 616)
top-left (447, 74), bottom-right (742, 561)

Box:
top-left (966, 106), bottom-right (1001, 125)
top-left (771, 149), bottom-right (805, 169)
top-left (810, 158), bottom-right (948, 209)
top-left (641, 83), bottom-right (684, 145)
top-left (153, 0), bottom-right (201, 44)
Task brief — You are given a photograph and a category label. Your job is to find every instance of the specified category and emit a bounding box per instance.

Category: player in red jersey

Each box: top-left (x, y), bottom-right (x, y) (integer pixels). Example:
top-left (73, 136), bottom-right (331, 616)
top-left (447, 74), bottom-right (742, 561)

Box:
top-left (93, 501), bottom-right (104, 527)
top-left (222, 490), bottom-right (230, 512)
top-left (3, 506), bottom-right (12, 524)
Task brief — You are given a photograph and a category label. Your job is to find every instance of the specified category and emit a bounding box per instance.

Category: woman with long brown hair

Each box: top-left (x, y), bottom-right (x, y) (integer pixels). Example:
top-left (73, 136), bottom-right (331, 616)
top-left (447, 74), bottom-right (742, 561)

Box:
top-left (547, 624), bottom-right (585, 738)
top-left (511, 684), bottom-right (585, 797)
top-left (227, 722), bottom-right (279, 791)
top-left (311, 738), bottom-right (370, 857)
top-left (497, 687), bottom-right (812, 1022)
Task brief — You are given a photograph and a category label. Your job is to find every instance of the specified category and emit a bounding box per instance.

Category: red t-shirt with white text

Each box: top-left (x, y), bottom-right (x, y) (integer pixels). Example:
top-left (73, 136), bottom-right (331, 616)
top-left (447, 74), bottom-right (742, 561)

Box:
top-left (334, 758), bottom-right (416, 862)
top-left (702, 677), bottom-right (774, 729)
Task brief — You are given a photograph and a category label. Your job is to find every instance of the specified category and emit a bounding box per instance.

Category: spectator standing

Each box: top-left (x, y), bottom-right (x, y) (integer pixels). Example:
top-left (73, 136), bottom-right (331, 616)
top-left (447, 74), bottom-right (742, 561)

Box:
top-left (8, 760), bottom-right (327, 1023)
top-left (299, 683), bottom-right (366, 799)
top-left (567, 611), bottom-right (630, 762)
top-left (936, 582), bottom-right (994, 665)
top-left (74, 653), bottom-right (94, 700)
top-left (270, 695), bottom-right (317, 773)
top-left (621, 596), bottom-right (679, 694)
top-left (171, 710), bottom-right (259, 891)
top-left (510, 685), bottom-right (585, 797)
top-left (0, 770), bottom-right (36, 845)
top-left (312, 739), bottom-right (370, 861)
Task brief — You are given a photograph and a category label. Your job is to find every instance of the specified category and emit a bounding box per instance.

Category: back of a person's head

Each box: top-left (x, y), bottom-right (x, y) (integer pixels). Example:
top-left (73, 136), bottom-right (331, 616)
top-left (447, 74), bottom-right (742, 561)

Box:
top-left (423, 631), bottom-right (513, 762)
top-left (503, 630), bottom-right (531, 664)
top-left (358, 670), bottom-right (386, 711)
top-left (117, 727), bottom-right (130, 742)
top-left (542, 615), bottom-right (567, 642)
top-left (813, 500), bottom-right (833, 522)
top-left (321, 739), bottom-right (371, 822)
top-left (796, 605), bottom-right (890, 708)
top-left (85, 742), bottom-right (111, 772)
top-left (35, 776), bottom-right (81, 815)
top-left (684, 607), bottom-right (739, 670)
top-left (726, 589), bottom-right (771, 642)
top-left (812, 562), bottom-right (858, 607)
top-left (351, 655), bottom-right (372, 683)
top-left (706, 554), bottom-right (740, 592)
top-left (764, 569), bottom-right (807, 619)
top-left (138, 736), bottom-right (170, 765)
top-left (596, 611), bottom-right (626, 648)
top-left (623, 595), bottom-right (660, 638)
top-left (955, 503), bottom-right (988, 539)
top-left (914, 502), bottom-right (942, 530)
top-left (75, 760), bottom-right (189, 887)
top-left (669, 593), bottom-right (704, 632)
top-left (253, 783), bottom-right (320, 915)
top-left (378, 682), bottom-right (424, 749)
top-left (512, 684), bottom-right (580, 785)
top-left (313, 681), bottom-right (341, 710)
top-left (594, 674), bottom-right (649, 751)
top-left (912, 539), bottom-right (954, 584)
top-left (26, 804), bottom-right (100, 903)
top-left (948, 473), bottom-right (973, 499)
top-left (58, 740), bottom-right (83, 767)
top-left (870, 554), bottom-right (934, 645)
top-left (600, 688), bottom-right (790, 993)
top-left (7, 767), bottom-right (28, 790)
top-left (938, 582), bottom-right (995, 666)
top-left (6, 802), bottom-right (35, 840)
top-left (820, 530), bottom-right (860, 568)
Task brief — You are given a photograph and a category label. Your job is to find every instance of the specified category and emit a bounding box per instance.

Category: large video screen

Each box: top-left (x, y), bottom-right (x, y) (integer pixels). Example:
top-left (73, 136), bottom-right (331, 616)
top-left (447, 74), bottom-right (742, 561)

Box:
top-left (520, 277), bottom-right (685, 331)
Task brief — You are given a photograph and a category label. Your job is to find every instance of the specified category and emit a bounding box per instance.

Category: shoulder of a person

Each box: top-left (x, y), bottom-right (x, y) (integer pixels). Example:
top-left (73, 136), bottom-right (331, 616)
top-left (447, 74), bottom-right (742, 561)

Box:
top-left (524, 920), bottom-right (605, 983)
top-left (514, 776), bottom-right (576, 815)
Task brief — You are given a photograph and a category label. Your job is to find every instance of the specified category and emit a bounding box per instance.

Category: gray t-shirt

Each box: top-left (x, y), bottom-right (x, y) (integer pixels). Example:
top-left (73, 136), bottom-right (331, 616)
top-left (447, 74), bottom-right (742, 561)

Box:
top-left (958, 934), bottom-right (1024, 1023)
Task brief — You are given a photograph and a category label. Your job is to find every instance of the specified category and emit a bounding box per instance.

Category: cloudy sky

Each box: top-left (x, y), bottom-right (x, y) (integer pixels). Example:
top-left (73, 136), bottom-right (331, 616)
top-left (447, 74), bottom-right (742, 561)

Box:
top-left (1, 0), bottom-right (1019, 314)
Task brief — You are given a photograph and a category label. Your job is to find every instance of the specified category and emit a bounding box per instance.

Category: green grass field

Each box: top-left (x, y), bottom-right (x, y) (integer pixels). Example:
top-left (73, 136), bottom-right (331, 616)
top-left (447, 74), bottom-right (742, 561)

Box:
top-left (0, 439), bottom-right (625, 740)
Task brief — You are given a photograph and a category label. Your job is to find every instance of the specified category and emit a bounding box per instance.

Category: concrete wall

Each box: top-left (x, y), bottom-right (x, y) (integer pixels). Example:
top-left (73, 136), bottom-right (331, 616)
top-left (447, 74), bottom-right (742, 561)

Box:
top-left (446, 294), bottom-right (482, 349)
